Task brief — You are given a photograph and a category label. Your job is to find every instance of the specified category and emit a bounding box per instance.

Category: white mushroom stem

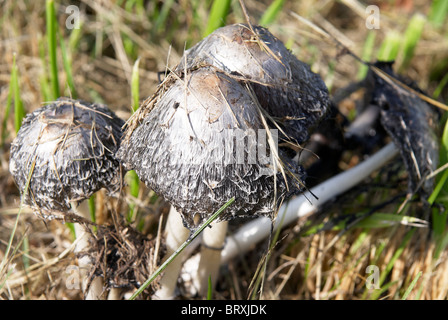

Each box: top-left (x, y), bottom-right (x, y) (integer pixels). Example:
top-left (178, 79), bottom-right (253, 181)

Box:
top-left (220, 142), bottom-right (399, 264)
top-left (107, 288), bottom-right (122, 300)
top-left (153, 205), bottom-right (191, 299)
top-left (193, 220), bottom-right (229, 296)
top-left (72, 200), bottom-right (104, 300)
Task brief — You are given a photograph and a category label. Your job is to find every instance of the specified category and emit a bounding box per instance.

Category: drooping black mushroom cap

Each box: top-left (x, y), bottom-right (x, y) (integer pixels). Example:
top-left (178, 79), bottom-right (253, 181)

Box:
top-left (118, 67), bottom-right (305, 231)
top-left (368, 62), bottom-right (439, 197)
top-left (175, 23), bottom-right (330, 146)
top-left (9, 98), bottom-right (125, 220)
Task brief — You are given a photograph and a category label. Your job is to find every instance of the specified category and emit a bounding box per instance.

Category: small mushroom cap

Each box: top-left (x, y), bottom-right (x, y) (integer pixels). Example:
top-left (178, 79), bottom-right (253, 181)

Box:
top-left (118, 68), bottom-right (304, 230)
top-left (176, 23), bottom-right (330, 145)
top-left (9, 98), bottom-right (125, 220)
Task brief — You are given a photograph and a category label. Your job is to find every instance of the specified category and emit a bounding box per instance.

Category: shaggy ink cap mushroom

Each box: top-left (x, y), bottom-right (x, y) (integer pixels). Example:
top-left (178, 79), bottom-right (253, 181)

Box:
top-left (119, 24), bottom-right (329, 231)
top-left (175, 23), bottom-right (330, 146)
top-left (9, 97), bottom-right (125, 221)
top-left (118, 67), bottom-right (305, 231)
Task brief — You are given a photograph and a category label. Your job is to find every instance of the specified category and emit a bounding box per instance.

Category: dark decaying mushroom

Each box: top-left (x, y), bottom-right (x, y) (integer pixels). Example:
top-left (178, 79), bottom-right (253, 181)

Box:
top-left (368, 62), bottom-right (439, 198)
top-left (9, 97), bottom-right (124, 221)
top-left (118, 24), bottom-right (329, 298)
top-left (9, 97), bottom-right (125, 299)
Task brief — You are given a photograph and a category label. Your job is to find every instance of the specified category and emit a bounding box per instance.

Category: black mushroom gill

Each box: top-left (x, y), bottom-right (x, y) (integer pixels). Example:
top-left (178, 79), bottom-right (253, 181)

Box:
top-left (9, 98), bottom-right (125, 221)
top-left (117, 24), bottom-right (330, 231)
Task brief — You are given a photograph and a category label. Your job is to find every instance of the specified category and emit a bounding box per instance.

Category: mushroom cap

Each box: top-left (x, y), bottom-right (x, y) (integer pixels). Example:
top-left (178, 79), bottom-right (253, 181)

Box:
top-left (9, 98), bottom-right (125, 220)
top-left (369, 62), bottom-right (440, 197)
top-left (175, 23), bottom-right (330, 145)
top-left (118, 68), bottom-right (304, 230)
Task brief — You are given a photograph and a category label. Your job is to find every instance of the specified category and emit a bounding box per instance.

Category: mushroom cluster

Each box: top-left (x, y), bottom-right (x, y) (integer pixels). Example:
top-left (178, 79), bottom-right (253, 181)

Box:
top-left (118, 23), bottom-right (330, 298)
top-left (119, 67), bottom-right (304, 229)
top-left (120, 24), bottom-right (329, 229)
top-left (175, 24), bottom-right (329, 147)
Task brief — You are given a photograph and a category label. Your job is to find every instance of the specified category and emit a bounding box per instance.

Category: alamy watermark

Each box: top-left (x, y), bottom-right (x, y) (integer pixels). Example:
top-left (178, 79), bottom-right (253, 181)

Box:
top-left (65, 265), bottom-right (88, 290)
top-left (366, 5), bottom-right (380, 30)
top-left (65, 5), bottom-right (80, 30)
top-left (365, 265), bottom-right (380, 289)
top-left (167, 128), bottom-right (279, 176)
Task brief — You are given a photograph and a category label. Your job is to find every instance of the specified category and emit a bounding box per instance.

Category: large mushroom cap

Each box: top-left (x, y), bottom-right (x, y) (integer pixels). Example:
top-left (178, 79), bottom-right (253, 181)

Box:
top-left (118, 67), bottom-right (304, 230)
top-left (119, 24), bottom-right (329, 231)
top-left (175, 23), bottom-right (330, 145)
top-left (9, 98), bottom-right (125, 220)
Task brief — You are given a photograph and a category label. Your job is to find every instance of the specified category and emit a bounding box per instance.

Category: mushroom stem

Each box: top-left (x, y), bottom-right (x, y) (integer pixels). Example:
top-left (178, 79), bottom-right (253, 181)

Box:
top-left (194, 220), bottom-right (228, 296)
top-left (72, 200), bottom-right (104, 300)
top-left (220, 142), bottom-right (399, 264)
top-left (153, 205), bottom-right (191, 299)
top-left (107, 288), bottom-right (122, 300)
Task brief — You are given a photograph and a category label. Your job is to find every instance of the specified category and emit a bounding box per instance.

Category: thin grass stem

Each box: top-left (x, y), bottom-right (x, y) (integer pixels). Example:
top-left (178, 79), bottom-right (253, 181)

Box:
top-left (46, 0), bottom-right (60, 100)
top-left (129, 197), bottom-right (235, 300)
top-left (203, 0), bottom-right (232, 37)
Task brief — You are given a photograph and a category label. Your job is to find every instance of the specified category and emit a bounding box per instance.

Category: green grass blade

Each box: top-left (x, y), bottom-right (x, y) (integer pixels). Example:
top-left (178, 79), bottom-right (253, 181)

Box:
top-left (358, 31), bottom-right (376, 80)
top-left (0, 268), bottom-right (14, 292)
top-left (428, 117), bottom-right (448, 205)
top-left (249, 204), bottom-right (287, 299)
top-left (154, 0), bottom-right (176, 34)
top-left (38, 36), bottom-right (51, 102)
top-left (22, 236), bottom-right (30, 273)
top-left (88, 195), bottom-right (96, 232)
top-left (68, 19), bottom-right (83, 52)
top-left (131, 57), bottom-right (141, 112)
top-left (1, 67), bottom-right (14, 146)
top-left (127, 58), bottom-right (142, 223)
top-left (46, 0), bottom-right (60, 100)
top-left (11, 54), bottom-right (25, 133)
top-left (434, 229), bottom-right (448, 261)
top-left (259, 0), bottom-right (285, 26)
top-left (377, 31), bottom-right (401, 62)
top-left (353, 213), bottom-right (428, 229)
top-left (432, 72), bottom-right (448, 100)
top-left (436, 115), bottom-right (448, 180)
top-left (399, 13), bottom-right (425, 71)
top-left (429, 0), bottom-right (448, 28)
top-left (379, 228), bottom-right (416, 287)
top-left (127, 170), bottom-right (140, 223)
top-left (401, 271), bottom-right (422, 300)
top-left (368, 280), bottom-right (399, 300)
top-left (0, 156), bottom-right (36, 277)
top-left (59, 33), bottom-right (77, 99)
top-left (428, 117), bottom-right (448, 259)
top-left (203, 0), bottom-right (232, 37)
top-left (206, 275), bottom-right (213, 300)
top-left (428, 169), bottom-right (448, 205)
top-left (128, 197), bottom-right (235, 300)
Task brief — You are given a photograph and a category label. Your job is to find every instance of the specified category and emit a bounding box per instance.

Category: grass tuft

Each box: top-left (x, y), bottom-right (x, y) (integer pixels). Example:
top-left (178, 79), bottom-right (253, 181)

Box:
top-left (259, 0), bottom-right (285, 26)
top-left (126, 58), bottom-right (142, 224)
top-left (46, 0), bottom-right (60, 100)
top-left (399, 13), bottom-right (426, 71)
top-left (203, 0), bottom-right (232, 37)
top-left (11, 54), bottom-right (25, 134)
top-left (377, 31), bottom-right (401, 62)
